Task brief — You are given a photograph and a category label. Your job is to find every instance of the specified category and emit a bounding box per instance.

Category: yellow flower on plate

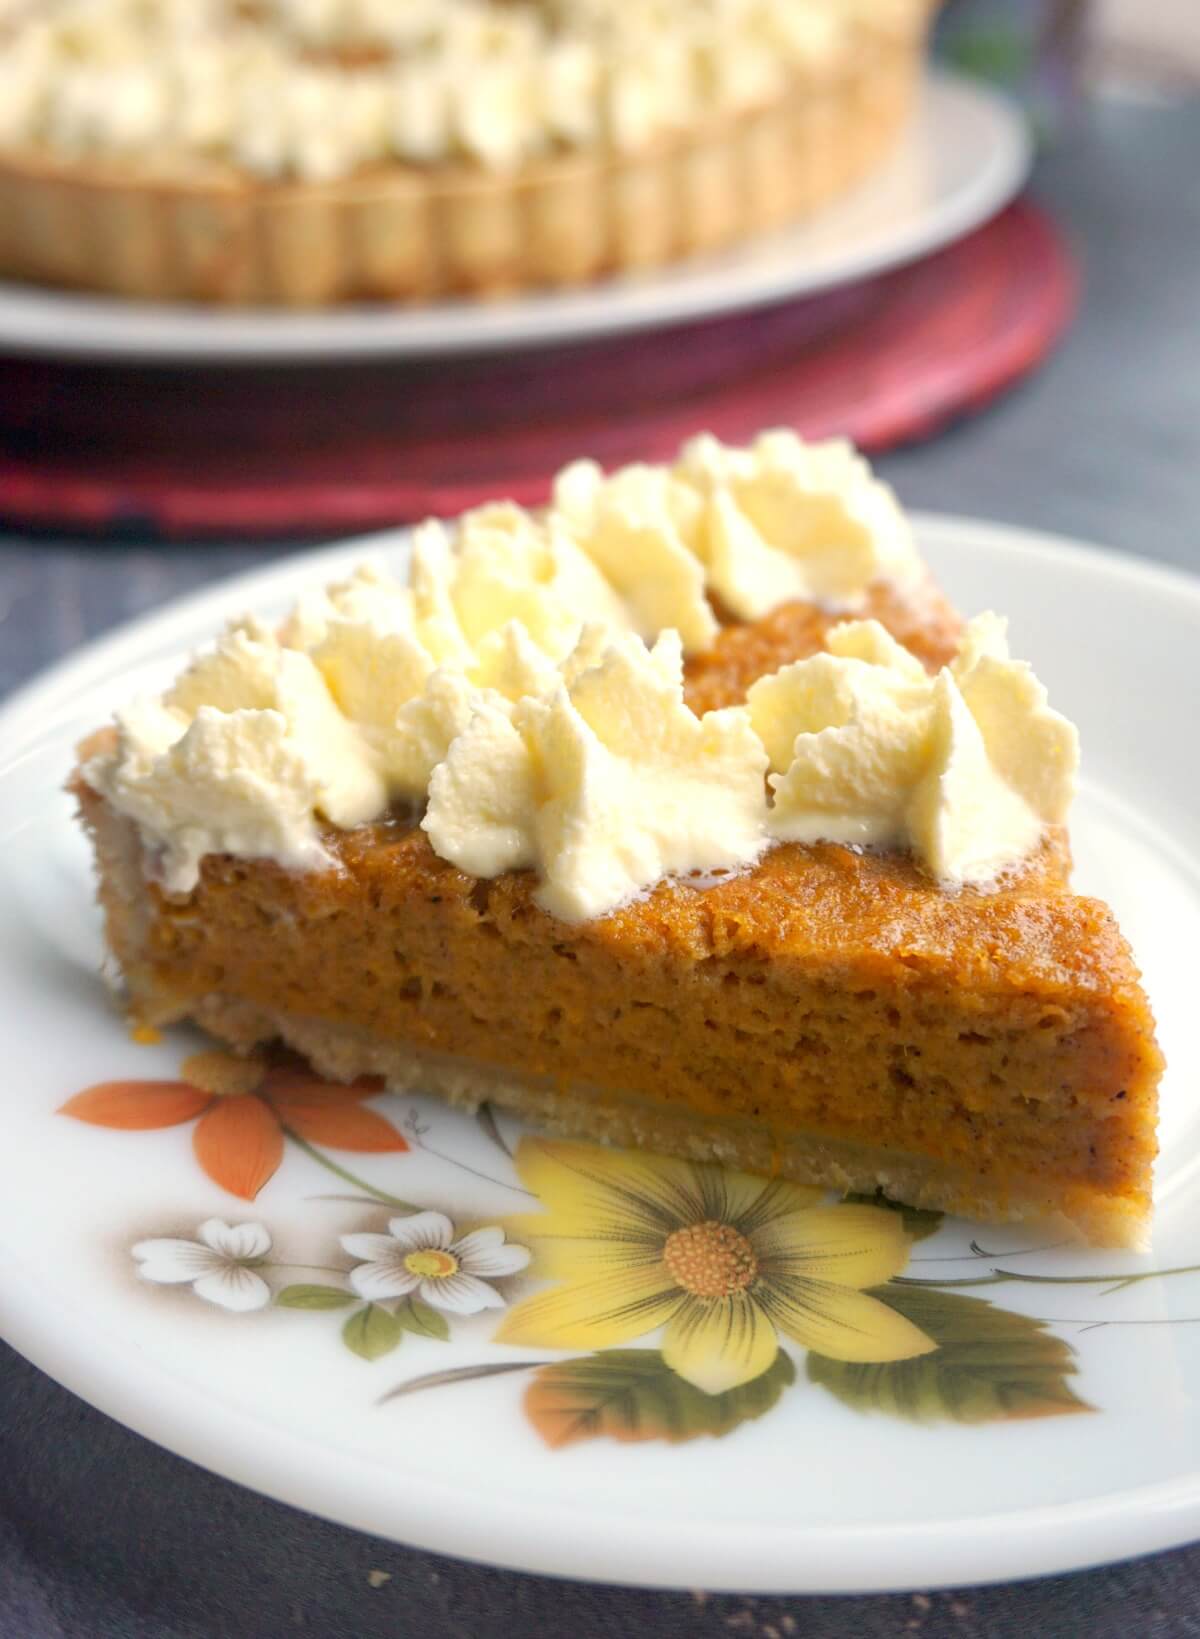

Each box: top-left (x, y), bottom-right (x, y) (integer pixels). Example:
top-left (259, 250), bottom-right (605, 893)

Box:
top-left (495, 1140), bottom-right (936, 1395)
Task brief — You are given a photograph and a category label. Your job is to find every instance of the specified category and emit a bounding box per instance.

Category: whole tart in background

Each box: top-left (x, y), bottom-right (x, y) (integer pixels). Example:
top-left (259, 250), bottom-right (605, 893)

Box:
top-left (0, 0), bottom-right (939, 306)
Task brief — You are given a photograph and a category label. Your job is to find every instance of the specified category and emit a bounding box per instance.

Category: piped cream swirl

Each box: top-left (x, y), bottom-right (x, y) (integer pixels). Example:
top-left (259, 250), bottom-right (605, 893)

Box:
top-left (84, 436), bottom-right (1076, 916)
top-left (748, 615), bottom-right (1078, 884)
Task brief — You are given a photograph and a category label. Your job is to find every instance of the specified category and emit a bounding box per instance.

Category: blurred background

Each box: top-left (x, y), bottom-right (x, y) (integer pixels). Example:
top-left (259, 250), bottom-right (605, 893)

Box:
top-left (0, 0), bottom-right (1196, 575)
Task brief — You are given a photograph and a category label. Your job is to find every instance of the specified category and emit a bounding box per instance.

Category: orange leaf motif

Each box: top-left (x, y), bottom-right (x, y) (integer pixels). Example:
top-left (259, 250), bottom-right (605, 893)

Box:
top-left (270, 1083), bottom-right (408, 1154)
top-left (193, 1094), bottom-right (284, 1200)
top-left (59, 1081), bottom-right (212, 1130)
top-left (270, 1088), bottom-right (409, 1153)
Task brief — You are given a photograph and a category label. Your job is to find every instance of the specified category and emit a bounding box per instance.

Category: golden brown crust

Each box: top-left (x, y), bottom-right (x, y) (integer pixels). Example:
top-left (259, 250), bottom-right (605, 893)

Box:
top-left (0, 41), bottom-right (919, 305)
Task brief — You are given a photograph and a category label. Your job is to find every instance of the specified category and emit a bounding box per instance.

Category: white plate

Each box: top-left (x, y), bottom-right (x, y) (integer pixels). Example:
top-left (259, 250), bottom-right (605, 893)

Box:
top-left (2, 516), bottom-right (1199, 1596)
top-left (0, 76), bottom-right (1029, 364)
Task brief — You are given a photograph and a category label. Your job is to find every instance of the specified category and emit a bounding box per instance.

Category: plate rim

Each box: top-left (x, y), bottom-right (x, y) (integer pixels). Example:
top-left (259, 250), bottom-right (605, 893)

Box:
top-left (0, 74), bottom-right (1030, 365)
top-left (5, 1245), bottom-right (1200, 1596)
top-left (4, 513), bottom-right (1200, 1593)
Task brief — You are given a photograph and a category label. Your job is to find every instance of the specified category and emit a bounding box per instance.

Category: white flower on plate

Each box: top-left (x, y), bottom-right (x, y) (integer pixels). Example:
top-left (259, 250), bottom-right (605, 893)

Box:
top-left (131, 1219), bottom-right (272, 1312)
top-left (341, 1210), bottom-right (531, 1315)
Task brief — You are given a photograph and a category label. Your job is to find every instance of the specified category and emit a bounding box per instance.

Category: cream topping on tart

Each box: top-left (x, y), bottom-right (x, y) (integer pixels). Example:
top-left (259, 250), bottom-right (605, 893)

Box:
top-left (0, 0), bottom-right (914, 180)
top-left (748, 615), bottom-right (1079, 885)
top-left (83, 436), bottom-right (1077, 912)
top-left (90, 619), bottom-right (387, 889)
top-left (286, 432), bottom-right (925, 660)
top-left (424, 628), bottom-right (770, 922)
top-left (559, 430), bottom-right (923, 627)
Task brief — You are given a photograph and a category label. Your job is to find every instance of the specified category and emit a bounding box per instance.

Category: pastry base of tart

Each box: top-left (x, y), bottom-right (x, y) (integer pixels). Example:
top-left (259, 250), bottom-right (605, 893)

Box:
top-left (0, 42), bottom-right (919, 306)
top-left (74, 774), bottom-right (1162, 1250)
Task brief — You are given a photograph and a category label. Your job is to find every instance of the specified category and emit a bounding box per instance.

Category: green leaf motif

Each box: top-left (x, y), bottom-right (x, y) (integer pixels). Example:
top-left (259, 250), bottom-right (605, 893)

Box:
top-left (807, 1284), bottom-right (1094, 1424)
top-left (343, 1303), bottom-right (405, 1362)
top-left (525, 1348), bottom-right (795, 1449)
top-left (275, 1284), bottom-right (355, 1311)
top-left (843, 1190), bottom-right (944, 1242)
top-left (396, 1297), bottom-right (450, 1341)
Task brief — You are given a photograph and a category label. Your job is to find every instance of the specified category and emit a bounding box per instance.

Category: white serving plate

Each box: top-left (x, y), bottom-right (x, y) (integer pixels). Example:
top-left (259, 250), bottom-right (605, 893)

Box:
top-left (2, 516), bottom-right (1198, 1594)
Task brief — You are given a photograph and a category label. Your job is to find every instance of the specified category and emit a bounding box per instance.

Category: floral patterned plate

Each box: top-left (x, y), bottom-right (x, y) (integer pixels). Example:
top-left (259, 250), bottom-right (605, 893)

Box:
top-left (2, 516), bottom-right (1200, 1595)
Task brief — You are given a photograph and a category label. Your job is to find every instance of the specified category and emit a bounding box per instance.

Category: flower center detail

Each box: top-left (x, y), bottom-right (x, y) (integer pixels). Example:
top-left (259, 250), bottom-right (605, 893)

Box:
top-left (662, 1220), bottom-right (759, 1299)
top-left (404, 1248), bottom-right (459, 1280)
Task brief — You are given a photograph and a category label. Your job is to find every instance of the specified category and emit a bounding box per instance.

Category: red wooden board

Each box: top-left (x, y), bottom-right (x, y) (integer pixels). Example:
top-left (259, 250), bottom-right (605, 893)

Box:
top-left (0, 200), bottom-right (1075, 540)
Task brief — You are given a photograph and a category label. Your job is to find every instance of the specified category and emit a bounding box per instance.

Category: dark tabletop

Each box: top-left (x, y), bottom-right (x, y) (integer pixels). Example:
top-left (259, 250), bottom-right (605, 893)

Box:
top-left (3, 89), bottom-right (1200, 1639)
